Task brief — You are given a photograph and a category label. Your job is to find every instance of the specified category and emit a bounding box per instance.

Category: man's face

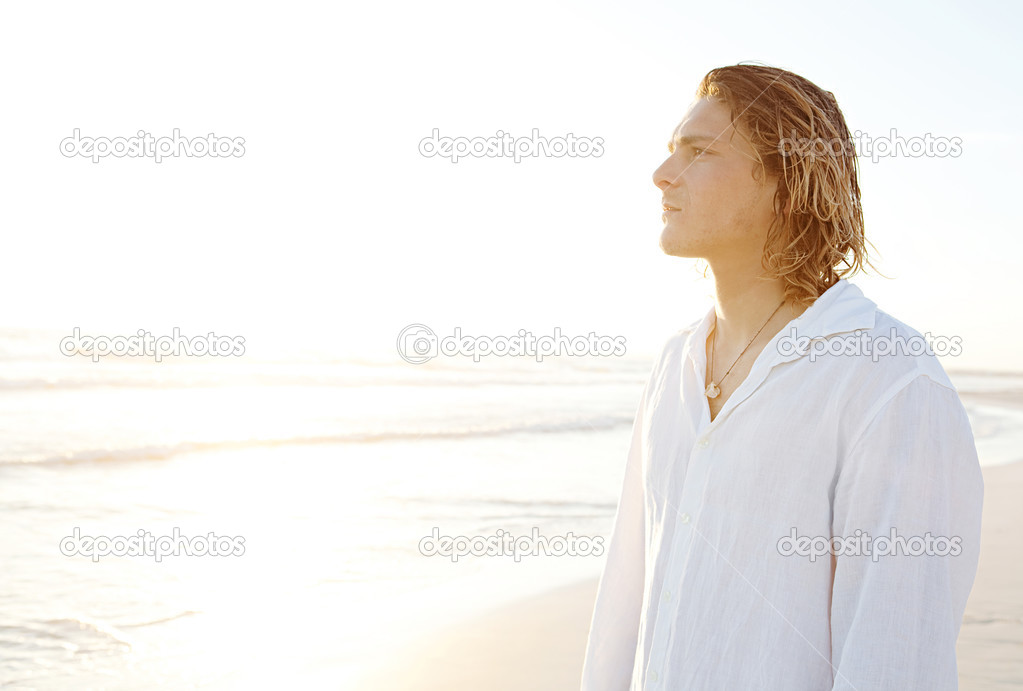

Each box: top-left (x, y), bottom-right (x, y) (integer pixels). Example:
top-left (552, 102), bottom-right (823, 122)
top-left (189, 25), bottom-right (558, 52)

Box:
top-left (653, 97), bottom-right (780, 264)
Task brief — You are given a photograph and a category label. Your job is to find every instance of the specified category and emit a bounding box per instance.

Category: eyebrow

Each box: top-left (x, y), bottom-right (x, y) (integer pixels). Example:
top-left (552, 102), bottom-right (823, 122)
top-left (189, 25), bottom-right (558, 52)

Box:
top-left (667, 134), bottom-right (720, 152)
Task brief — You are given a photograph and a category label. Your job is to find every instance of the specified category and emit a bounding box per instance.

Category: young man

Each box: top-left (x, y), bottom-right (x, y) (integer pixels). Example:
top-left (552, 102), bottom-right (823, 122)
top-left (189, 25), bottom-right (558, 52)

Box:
top-left (581, 64), bottom-right (983, 690)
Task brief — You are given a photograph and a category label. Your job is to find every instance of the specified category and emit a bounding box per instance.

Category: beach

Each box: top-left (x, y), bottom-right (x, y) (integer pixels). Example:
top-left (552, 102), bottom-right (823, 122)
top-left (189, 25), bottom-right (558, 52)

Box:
top-left (0, 343), bottom-right (640, 688)
top-left (364, 459), bottom-right (1023, 691)
top-left (1, 343), bottom-right (1020, 688)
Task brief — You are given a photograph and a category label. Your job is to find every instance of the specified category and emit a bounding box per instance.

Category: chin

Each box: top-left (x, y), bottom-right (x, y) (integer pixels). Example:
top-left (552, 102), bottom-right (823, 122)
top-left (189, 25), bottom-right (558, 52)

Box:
top-left (659, 229), bottom-right (699, 258)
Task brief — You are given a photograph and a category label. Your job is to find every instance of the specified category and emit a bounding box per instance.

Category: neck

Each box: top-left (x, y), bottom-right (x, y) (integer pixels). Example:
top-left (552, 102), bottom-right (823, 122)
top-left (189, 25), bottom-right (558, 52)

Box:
top-left (710, 273), bottom-right (805, 348)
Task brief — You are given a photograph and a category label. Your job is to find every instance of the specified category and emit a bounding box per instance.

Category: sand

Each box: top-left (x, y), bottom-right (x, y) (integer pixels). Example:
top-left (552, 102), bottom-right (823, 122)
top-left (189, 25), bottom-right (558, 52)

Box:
top-left (357, 579), bottom-right (599, 691)
top-left (957, 461), bottom-right (1023, 689)
top-left (363, 461), bottom-right (1022, 691)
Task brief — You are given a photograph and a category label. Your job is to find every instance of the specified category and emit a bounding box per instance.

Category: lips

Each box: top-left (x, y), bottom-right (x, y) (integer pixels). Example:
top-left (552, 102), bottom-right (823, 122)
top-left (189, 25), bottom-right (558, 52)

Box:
top-left (662, 200), bottom-right (680, 211)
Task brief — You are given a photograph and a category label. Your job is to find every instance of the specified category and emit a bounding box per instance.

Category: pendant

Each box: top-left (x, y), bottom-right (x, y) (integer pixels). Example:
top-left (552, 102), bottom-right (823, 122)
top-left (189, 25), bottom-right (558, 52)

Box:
top-left (705, 381), bottom-right (720, 398)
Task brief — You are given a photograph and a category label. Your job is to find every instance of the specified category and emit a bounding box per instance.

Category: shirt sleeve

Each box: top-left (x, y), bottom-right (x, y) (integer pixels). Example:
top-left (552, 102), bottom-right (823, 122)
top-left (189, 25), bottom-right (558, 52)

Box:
top-left (829, 374), bottom-right (984, 691)
top-left (580, 381), bottom-right (649, 691)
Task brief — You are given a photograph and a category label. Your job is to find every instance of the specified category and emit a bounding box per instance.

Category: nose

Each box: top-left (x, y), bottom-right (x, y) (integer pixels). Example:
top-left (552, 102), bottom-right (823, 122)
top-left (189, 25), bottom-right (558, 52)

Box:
top-left (652, 155), bottom-right (676, 192)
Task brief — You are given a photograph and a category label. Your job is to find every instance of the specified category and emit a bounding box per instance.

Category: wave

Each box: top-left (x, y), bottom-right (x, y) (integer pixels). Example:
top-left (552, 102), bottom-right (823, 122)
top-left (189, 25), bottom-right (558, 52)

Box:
top-left (0, 617), bottom-right (135, 651)
top-left (1, 415), bottom-right (633, 467)
top-left (119, 610), bottom-right (202, 629)
top-left (0, 372), bottom-right (646, 392)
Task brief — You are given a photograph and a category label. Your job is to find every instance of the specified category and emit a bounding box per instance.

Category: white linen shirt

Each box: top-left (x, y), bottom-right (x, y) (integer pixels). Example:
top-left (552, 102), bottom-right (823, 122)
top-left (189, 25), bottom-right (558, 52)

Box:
top-left (581, 278), bottom-right (984, 691)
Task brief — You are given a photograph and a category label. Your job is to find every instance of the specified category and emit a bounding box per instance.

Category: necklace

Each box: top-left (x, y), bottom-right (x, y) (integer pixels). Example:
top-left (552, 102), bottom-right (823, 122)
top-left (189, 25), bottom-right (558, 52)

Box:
top-left (705, 299), bottom-right (786, 399)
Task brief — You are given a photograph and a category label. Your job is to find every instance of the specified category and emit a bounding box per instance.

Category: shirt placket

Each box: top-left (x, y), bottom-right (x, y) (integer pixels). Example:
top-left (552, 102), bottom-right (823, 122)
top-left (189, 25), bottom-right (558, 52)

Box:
top-left (642, 414), bottom-right (719, 687)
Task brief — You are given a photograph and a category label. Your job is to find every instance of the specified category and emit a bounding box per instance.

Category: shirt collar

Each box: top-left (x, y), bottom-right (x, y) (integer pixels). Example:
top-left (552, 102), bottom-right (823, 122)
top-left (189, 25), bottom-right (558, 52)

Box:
top-left (683, 278), bottom-right (878, 372)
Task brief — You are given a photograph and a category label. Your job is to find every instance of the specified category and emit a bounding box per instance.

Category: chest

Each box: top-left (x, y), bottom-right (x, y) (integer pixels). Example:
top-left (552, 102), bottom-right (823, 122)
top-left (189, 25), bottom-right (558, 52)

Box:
top-left (641, 359), bottom-right (848, 534)
top-left (704, 337), bottom-right (763, 422)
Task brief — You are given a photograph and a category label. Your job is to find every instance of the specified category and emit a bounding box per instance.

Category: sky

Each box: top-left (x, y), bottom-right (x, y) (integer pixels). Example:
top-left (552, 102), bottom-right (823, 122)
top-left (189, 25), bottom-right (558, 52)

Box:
top-left (1, 0), bottom-right (1020, 370)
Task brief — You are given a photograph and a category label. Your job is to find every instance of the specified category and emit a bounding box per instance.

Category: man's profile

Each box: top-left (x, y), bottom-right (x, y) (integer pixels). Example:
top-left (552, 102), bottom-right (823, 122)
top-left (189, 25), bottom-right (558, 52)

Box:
top-left (580, 63), bottom-right (983, 690)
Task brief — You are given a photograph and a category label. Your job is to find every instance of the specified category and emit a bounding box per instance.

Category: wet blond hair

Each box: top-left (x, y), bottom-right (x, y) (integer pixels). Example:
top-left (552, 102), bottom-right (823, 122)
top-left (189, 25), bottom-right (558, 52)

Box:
top-left (696, 63), bottom-right (880, 306)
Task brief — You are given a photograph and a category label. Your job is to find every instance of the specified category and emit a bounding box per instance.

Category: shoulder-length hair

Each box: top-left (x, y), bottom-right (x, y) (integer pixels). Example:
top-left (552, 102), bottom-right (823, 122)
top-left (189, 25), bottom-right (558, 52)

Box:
top-left (696, 63), bottom-right (880, 305)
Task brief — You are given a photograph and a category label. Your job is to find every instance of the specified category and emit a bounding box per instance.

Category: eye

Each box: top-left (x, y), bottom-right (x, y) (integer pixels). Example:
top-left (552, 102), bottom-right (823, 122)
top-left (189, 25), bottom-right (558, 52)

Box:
top-left (692, 148), bottom-right (706, 157)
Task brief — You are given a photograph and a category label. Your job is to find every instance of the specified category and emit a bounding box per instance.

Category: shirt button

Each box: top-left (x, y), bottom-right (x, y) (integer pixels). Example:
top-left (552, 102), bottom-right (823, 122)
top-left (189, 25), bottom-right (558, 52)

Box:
top-left (662, 589), bottom-right (672, 602)
top-left (697, 438), bottom-right (709, 448)
top-left (680, 513), bottom-right (690, 524)
top-left (649, 670), bottom-right (659, 682)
